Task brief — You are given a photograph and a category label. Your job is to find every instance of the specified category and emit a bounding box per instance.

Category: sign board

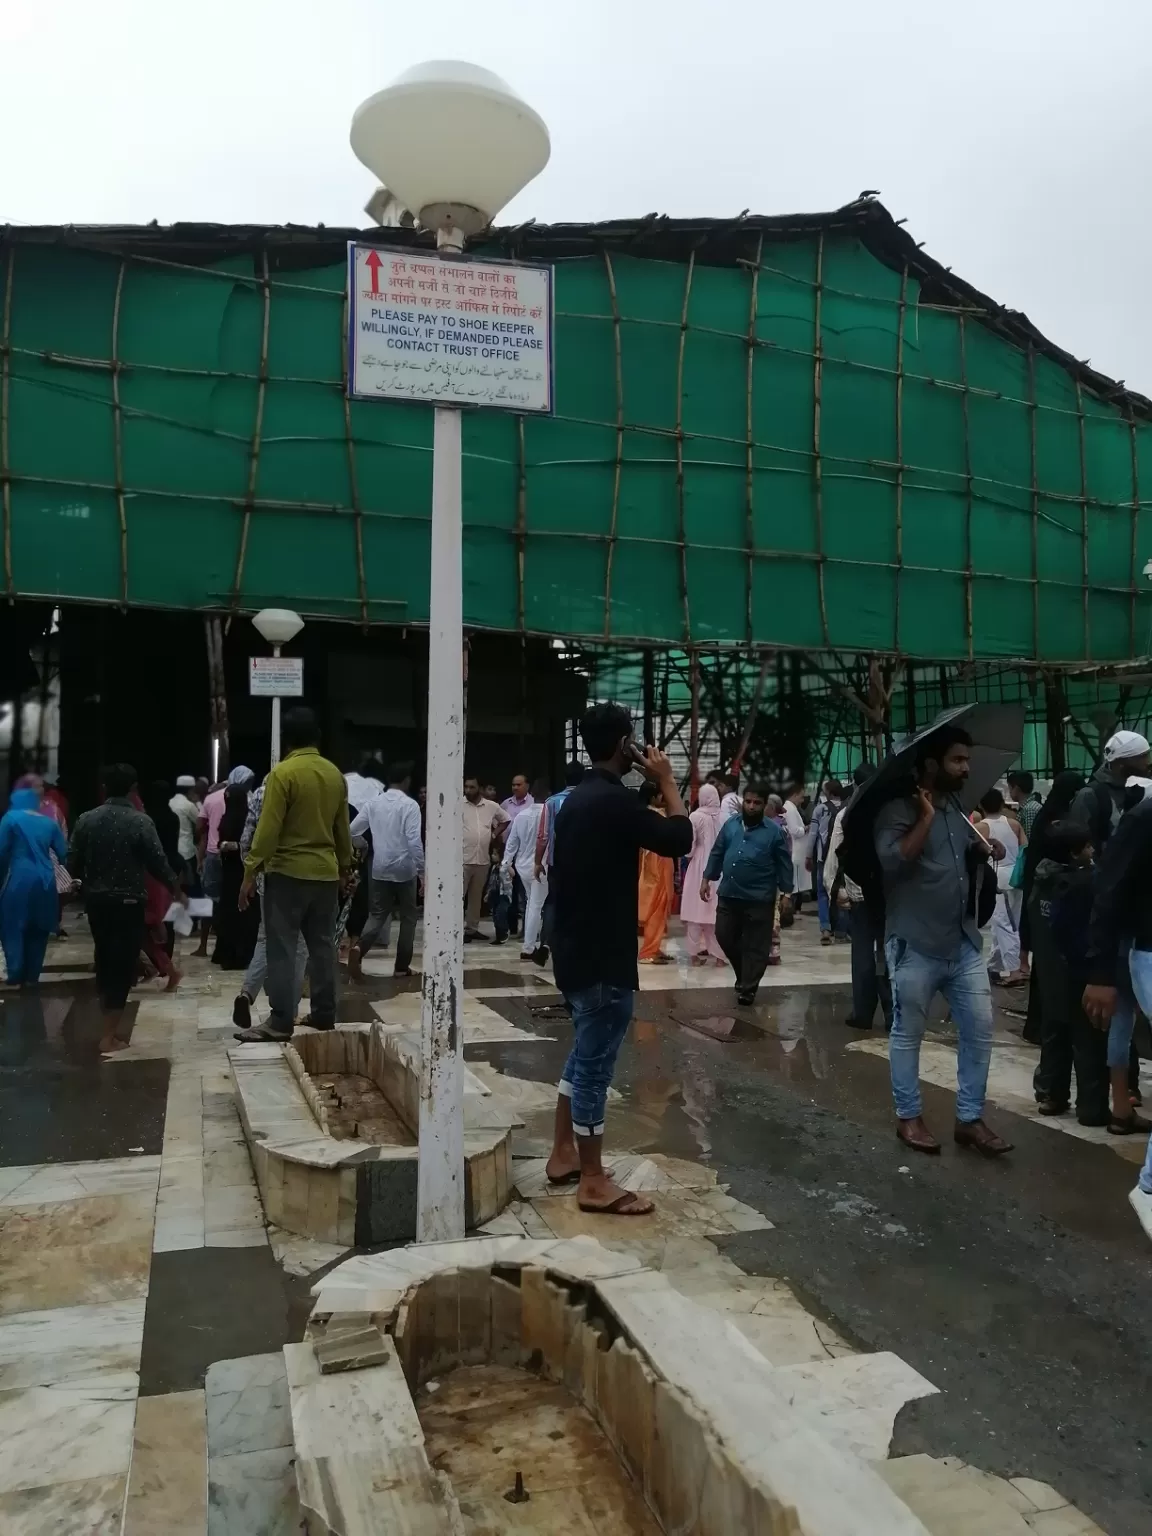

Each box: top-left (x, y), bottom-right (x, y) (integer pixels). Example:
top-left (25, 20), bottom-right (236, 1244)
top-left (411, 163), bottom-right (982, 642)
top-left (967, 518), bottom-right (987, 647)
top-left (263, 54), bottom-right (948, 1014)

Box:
top-left (347, 243), bottom-right (553, 413)
top-left (249, 657), bottom-right (303, 697)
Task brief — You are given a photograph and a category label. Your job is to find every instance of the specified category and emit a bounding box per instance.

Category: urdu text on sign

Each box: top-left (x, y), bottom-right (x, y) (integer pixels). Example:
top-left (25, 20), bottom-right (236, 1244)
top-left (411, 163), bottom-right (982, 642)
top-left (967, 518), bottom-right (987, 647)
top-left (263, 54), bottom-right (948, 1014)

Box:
top-left (249, 657), bottom-right (304, 697)
top-left (346, 244), bottom-right (553, 414)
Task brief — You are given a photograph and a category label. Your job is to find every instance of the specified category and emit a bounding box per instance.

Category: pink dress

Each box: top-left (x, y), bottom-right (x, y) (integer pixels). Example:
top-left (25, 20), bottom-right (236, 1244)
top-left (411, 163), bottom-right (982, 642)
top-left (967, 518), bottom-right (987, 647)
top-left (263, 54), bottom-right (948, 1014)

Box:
top-left (680, 785), bottom-right (726, 960)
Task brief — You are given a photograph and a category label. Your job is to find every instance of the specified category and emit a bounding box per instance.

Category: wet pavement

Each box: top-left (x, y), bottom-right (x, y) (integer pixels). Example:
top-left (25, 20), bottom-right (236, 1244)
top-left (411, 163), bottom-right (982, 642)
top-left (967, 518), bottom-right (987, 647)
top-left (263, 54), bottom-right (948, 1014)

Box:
top-left (0, 921), bottom-right (1142, 1532)
top-left (473, 981), bottom-right (1152, 1536)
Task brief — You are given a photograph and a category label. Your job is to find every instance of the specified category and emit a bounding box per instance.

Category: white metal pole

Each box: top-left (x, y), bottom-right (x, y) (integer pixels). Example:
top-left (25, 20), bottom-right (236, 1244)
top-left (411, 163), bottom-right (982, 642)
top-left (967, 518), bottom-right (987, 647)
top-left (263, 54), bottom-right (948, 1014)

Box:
top-left (417, 226), bottom-right (467, 1240)
top-left (270, 644), bottom-right (282, 768)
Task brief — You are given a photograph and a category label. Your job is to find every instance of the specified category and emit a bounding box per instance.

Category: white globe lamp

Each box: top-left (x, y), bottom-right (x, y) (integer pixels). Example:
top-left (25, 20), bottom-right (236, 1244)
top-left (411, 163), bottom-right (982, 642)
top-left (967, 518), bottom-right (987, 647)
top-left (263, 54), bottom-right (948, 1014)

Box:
top-left (350, 61), bottom-right (550, 245)
top-left (252, 608), bottom-right (304, 648)
top-left (252, 609), bottom-right (303, 769)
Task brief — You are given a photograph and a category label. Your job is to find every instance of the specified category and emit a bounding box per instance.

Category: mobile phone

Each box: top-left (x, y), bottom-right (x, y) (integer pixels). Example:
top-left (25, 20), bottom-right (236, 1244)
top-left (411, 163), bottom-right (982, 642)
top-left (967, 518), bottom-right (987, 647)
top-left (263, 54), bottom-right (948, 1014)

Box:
top-left (625, 741), bottom-right (649, 767)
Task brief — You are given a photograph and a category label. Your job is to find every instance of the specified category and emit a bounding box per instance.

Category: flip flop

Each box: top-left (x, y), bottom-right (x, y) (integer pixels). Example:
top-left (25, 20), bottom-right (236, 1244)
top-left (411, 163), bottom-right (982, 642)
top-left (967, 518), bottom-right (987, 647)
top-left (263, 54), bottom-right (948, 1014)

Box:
top-left (578, 1192), bottom-right (654, 1216)
top-left (545, 1168), bottom-right (581, 1186)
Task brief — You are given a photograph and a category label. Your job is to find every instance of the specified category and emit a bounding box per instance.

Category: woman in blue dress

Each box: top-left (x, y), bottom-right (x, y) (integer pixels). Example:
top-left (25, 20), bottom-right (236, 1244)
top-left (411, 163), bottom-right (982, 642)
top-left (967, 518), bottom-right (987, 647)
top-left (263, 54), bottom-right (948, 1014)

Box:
top-left (0, 786), bottom-right (68, 987)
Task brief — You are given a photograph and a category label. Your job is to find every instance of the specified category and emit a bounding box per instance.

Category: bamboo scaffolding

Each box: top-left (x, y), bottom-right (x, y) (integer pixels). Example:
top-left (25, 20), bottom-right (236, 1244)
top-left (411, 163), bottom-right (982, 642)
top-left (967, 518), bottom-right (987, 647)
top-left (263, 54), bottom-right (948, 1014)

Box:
top-left (110, 261), bottom-right (129, 608)
top-left (744, 234), bottom-right (763, 645)
top-left (812, 233), bottom-right (830, 645)
top-left (675, 250), bottom-right (696, 644)
top-left (893, 264), bottom-right (908, 652)
top-left (601, 248), bottom-right (624, 639)
top-left (340, 289), bottom-right (369, 629)
top-left (515, 415), bottom-right (528, 634)
top-left (230, 251), bottom-right (271, 610)
top-left (959, 313), bottom-right (975, 660)
top-left (1027, 344), bottom-right (1041, 661)
top-left (1, 246), bottom-right (12, 597)
top-left (1075, 378), bottom-right (1091, 661)
top-left (1128, 403), bottom-right (1141, 660)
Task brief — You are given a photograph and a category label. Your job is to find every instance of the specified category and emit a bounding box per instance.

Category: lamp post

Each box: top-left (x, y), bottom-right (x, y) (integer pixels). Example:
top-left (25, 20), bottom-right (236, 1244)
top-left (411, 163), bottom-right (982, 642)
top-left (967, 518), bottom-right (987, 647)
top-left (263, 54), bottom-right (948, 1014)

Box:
top-left (351, 62), bottom-right (550, 1241)
top-left (251, 608), bottom-right (304, 767)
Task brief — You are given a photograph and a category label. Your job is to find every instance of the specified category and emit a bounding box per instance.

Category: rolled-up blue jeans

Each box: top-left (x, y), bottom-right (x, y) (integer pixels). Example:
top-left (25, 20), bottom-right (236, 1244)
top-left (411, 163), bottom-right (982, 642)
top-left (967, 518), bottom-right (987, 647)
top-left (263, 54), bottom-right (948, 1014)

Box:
top-left (1125, 949), bottom-right (1152, 1194)
top-left (886, 935), bottom-right (994, 1123)
top-left (559, 983), bottom-right (633, 1137)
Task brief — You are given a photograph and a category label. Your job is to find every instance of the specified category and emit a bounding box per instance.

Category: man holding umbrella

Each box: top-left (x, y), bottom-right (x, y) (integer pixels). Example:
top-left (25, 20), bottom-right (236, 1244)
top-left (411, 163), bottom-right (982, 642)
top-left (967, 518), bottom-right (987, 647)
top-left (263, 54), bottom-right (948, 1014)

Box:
top-left (872, 720), bottom-right (1015, 1157)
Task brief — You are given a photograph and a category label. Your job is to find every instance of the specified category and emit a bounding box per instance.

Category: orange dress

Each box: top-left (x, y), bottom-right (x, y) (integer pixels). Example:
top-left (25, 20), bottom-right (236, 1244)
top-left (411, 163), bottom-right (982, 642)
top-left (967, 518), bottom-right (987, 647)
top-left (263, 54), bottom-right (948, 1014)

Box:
top-left (637, 817), bottom-right (674, 962)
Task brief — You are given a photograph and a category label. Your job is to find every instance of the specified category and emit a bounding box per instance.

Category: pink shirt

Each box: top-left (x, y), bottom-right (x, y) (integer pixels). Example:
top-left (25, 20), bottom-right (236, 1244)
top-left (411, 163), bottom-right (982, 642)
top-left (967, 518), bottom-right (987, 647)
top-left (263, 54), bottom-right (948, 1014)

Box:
top-left (199, 787), bottom-right (227, 854)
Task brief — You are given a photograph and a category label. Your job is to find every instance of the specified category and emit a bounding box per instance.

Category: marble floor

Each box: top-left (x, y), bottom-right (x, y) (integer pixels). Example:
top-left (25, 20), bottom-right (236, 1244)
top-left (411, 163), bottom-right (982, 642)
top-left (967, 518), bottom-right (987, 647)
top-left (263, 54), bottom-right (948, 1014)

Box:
top-left (0, 915), bottom-right (1113, 1535)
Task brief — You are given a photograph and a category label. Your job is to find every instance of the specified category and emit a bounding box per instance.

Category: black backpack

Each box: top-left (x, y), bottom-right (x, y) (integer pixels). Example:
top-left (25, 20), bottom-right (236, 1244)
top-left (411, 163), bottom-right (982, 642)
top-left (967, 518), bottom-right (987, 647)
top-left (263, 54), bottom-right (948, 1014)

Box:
top-left (840, 780), bottom-right (996, 929)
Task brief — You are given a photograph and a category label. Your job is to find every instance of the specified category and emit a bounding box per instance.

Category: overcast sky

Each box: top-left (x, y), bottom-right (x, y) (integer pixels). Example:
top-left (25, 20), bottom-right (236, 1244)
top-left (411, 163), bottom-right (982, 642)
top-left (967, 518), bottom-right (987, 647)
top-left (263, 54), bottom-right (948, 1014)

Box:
top-left (3, 0), bottom-right (1150, 388)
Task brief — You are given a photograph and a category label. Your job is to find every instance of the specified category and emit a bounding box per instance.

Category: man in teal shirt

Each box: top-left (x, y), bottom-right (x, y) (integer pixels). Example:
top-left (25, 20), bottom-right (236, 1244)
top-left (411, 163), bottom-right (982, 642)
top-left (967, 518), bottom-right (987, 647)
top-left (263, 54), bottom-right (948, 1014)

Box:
top-left (701, 782), bottom-right (794, 1004)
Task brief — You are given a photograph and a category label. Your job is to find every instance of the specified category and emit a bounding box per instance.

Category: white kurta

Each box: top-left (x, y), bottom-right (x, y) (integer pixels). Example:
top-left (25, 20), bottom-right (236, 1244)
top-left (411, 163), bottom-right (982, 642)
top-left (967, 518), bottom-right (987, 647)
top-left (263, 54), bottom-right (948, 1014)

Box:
top-left (783, 800), bottom-right (811, 895)
top-left (501, 805), bottom-right (548, 953)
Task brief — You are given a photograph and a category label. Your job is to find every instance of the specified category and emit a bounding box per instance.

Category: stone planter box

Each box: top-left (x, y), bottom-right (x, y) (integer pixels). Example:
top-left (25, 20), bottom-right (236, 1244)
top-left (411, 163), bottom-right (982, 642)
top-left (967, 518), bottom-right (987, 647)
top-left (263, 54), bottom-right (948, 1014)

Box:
top-left (228, 1023), bottom-right (514, 1245)
top-left (286, 1236), bottom-right (931, 1535)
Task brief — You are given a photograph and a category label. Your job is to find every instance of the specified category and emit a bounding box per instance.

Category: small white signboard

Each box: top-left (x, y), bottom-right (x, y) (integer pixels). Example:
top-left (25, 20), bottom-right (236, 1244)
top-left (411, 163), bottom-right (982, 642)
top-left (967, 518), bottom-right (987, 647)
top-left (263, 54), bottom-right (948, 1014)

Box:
top-left (347, 243), bottom-right (553, 413)
top-left (249, 656), bottom-right (303, 697)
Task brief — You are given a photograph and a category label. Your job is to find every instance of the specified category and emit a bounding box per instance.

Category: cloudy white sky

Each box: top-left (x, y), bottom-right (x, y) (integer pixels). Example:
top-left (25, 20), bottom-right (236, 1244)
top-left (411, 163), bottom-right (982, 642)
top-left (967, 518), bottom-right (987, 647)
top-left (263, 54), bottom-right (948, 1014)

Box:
top-left (3, 1), bottom-right (1150, 388)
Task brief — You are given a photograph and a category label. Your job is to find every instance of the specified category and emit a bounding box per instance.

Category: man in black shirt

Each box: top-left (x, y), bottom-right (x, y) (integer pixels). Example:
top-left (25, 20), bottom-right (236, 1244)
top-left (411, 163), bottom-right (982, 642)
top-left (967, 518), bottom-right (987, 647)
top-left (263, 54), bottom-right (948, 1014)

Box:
top-left (547, 702), bottom-right (692, 1215)
top-left (70, 762), bottom-right (182, 1058)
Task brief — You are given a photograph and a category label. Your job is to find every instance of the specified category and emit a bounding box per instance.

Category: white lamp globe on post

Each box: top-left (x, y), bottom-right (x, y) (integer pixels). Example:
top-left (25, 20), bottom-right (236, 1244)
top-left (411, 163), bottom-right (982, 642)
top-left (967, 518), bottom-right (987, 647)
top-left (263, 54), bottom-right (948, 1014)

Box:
top-left (350, 62), bottom-right (550, 1242)
top-left (252, 608), bottom-right (303, 768)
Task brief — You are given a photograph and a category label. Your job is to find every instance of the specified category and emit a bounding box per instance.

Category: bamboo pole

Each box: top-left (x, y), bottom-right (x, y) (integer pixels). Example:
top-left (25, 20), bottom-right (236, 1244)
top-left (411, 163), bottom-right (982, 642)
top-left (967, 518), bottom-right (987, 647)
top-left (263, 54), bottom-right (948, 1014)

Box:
top-left (688, 645), bottom-right (700, 800)
top-left (675, 250), bottom-right (696, 644)
top-left (110, 260), bottom-right (130, 608)
top-left (958, 313), bottom-right (974, 660)
top-left (230, 251), bottom-right (271, 610)
top-left (893, 264), bottom-right (908, 652)
top-left (340, 288), bottom-right (369, 629)
top-left (812, 233), bottom-right (830, 645)
top-left (601, 248), bottom-right (624, 639)
top-left (1, 246), bottom-right (13, 598)
top-left (744, 234), bottom-right (763, 644)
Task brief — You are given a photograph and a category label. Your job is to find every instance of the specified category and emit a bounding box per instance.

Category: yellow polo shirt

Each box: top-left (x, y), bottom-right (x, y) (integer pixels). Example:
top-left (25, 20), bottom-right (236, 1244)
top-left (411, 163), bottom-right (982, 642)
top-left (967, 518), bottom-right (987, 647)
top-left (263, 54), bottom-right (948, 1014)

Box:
top-left (244, 748), bottom-right (353, 882)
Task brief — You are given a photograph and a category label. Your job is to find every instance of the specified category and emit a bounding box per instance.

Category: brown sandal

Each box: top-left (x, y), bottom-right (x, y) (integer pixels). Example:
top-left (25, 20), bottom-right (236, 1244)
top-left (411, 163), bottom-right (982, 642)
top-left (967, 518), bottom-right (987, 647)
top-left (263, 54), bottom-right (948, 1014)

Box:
top-left (578, 1192), bottom-right (654, 1216)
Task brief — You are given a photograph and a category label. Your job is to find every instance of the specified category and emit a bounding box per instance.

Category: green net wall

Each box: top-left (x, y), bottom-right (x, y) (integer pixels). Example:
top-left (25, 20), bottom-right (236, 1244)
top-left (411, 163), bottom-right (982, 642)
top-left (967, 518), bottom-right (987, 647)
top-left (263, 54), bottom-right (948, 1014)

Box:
top-left (3, 223), bottom-right (1151, 661)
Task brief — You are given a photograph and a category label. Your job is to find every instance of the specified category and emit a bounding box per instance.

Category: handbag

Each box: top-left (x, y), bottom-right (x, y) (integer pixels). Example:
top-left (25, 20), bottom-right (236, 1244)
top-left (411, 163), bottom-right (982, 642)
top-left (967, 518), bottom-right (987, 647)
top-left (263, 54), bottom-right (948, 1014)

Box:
top-left (52, 853), bottom-right (74, 895)
top-left (1008, 845), bottom-right (1027, 891)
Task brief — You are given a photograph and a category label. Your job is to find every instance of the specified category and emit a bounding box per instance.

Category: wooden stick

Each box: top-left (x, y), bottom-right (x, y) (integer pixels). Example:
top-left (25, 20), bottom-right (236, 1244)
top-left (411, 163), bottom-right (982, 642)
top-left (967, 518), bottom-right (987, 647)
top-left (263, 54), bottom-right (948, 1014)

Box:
top-left (731, 651), bottom-right (771, 771)
top-left (744, 234), bottom-right (763, 644)
top-left (1027, 344), bottom-right (1040, 662)
top-left (675, 250), bottom-right (695, 644)
top-left (803, 653), bottom-right (886, 725)
top-left (813, 233), bottom-right (830, 645)
top-left (958, 313), bottom-right (974, 661)
top-left (110, 260), bottom-right (129, 608)
top-left (893, 264), bottom-right (908, 651)
top-left (601, 248), bottom-right (624, 639)
top-left (1128, 403), bottom-right (1141, 661)
top-left (230, 250), bottom-right (271, 610)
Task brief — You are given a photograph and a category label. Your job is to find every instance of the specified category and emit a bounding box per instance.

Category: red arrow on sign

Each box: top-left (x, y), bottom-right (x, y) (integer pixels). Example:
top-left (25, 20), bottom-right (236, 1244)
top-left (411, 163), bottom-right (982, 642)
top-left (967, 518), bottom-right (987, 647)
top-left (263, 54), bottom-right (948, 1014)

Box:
top-left (365, 250), bottom-right (383, 294)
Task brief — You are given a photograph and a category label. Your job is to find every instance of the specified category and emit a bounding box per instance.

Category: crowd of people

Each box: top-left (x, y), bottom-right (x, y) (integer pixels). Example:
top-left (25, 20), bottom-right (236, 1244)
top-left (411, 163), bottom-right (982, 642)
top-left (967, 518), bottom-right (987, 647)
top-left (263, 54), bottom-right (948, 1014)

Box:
top-left (6, 697), bottom-right (1152, 1224)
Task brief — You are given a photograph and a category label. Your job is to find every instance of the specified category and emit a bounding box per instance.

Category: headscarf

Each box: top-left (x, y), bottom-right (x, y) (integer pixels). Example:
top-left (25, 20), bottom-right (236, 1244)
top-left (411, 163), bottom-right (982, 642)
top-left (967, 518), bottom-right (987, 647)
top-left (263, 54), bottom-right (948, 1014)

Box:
top-left (227, 765), bottom-right (255, 788)
top-left (8, 787), bottom-right (40, 815)
top-left (1021, 770), bottom-right (1086, 895)
top-left (219, 783), bottom-right (250, 844)
top-left (690, 782), bottom-right (726, 865)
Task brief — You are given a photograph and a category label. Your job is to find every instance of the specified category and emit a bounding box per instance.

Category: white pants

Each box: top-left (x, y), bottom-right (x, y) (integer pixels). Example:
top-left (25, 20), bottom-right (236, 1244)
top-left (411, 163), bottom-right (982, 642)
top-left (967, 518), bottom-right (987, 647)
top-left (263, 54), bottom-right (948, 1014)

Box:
top-left (988, 888), bottom-right (1022, 976)
top-left (686, 921), bottom-right (725, 961)
top-left (522, 871), bottom-right (549, 953)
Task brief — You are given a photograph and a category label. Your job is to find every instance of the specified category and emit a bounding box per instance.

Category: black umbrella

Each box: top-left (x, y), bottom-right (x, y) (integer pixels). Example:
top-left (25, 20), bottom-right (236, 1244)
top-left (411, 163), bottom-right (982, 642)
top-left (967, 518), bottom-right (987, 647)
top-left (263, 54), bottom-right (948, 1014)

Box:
top-left (842, 701), bottom-right (1027, 827)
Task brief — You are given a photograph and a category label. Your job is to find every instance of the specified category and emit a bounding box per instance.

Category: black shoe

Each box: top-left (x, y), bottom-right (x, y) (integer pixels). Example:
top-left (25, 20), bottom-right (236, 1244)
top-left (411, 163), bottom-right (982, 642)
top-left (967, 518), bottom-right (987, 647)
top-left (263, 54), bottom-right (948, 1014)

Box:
top-left (1036, 1097), bottom-right (1070, 1116)
top-left (843, 1015), bottom-right (872, 1030)
top-left (533, 945), bottom-right (550, 966)
top-left (736, 990), bottom-right (756, 1006)
top-left (232, 993), bottom-right (252, 1029)
top-left (490, 935), bottom-right (508, 946)
top-left (304, 1017), bottom-right (336, 1032)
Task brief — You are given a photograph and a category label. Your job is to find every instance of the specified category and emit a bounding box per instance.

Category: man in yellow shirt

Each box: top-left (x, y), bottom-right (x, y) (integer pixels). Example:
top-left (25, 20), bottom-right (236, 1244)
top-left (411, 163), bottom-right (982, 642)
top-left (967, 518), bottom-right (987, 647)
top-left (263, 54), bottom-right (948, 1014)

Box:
top-left (233, 707), bottom-right (353, 1042)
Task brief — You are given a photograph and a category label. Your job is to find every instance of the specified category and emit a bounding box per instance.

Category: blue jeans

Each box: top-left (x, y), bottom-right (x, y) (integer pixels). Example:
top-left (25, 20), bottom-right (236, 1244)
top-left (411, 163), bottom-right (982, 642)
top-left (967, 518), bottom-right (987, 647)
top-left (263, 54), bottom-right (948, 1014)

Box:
top-left (1126, 950), bottom-right (1152, 1193)
top-left (560, 983), bottom-right (633, 1137)
top-left (1107, 939), bottom-right (1136, 1069)
top-left (886, 936), bottom-right (994, 1123)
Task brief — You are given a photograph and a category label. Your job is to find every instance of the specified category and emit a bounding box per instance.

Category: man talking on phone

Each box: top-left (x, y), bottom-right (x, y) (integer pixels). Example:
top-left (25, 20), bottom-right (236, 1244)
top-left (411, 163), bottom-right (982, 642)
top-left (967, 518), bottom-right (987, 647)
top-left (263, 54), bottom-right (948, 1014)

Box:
top-left (546, 702), bottom-right (693, 1216)
top-left (873, 726), bottom-right (1013, 1157)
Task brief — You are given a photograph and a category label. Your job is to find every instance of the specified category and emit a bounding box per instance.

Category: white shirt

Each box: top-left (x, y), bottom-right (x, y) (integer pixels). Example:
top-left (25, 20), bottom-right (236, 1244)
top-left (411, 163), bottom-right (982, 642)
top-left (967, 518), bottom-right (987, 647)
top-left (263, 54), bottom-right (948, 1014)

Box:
top-left (345, 773), bottom-right (384, 814)
top-left (720, 791), bottom-right (742, 820)
top-left (502, 804), bottom-right (545, 884)
top-left (169, 792), bottom-right (200, 862)
top-left (350, 788), bottom-right (424, 881)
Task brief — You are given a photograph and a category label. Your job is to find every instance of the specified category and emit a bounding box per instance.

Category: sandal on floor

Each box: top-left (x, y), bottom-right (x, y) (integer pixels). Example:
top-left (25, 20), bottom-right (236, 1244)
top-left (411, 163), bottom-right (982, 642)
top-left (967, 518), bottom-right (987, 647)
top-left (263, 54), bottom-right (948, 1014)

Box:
top-left (577, 1192), bottom-right (654, 1216)
top-left (1108, 1113), bottom-right (1152, 1135)
top-left (545, 1168), bottom-right (581, 1187)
